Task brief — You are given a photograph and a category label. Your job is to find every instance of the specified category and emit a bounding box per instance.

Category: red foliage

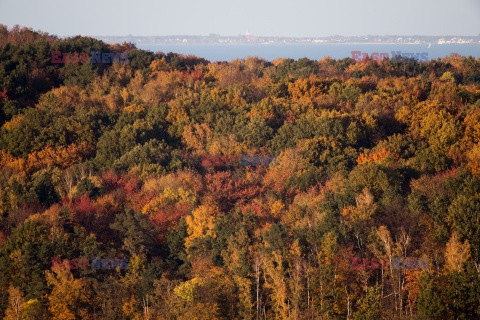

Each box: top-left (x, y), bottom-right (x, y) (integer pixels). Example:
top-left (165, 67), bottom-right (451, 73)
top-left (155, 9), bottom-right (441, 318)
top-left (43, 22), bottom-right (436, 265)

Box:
top-left (410, 167), bottom-right (459, 194)
top-left (241, 202), bottom-right (267, 217)
top-left (150, 202), bottom-right (191, 230)
top-left (102, 172), bottom-right (147, 212)
top-left (127, 190), bottom-right (155, 213)
top-left (148, 201), bottom-right (192, 244)
top-left (201, 154), bottom-right (239, 167)
top-left (433, 167), bottom-right (458, 180)
top-left (240, 201), bottom-right (277, 227)
top-left (71, 194), bottom-right (97, 228)
top-left (0, 231), bottom-right (6, 248)
top-left (100, 170), bottom-right (143, 195)
top-left (182, 71), bottom-right (203, 80)
top-left (100, 170), bottom-right (123, 191)
top-left (13, 202), bottom-right (47, 225)
top-left (94, 191), bottom-right (126, 242)
top-left (0, 89), bottom-right (7, 101)
top-left (121, 174), bottom-right (143, 195)
top-left (204, 171), bottom-right (262, 210)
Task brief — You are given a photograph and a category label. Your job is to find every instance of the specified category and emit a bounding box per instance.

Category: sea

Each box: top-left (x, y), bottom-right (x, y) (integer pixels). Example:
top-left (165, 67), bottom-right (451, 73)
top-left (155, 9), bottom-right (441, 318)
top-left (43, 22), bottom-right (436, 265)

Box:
top-left (137, 43), bottom-right (480, 62)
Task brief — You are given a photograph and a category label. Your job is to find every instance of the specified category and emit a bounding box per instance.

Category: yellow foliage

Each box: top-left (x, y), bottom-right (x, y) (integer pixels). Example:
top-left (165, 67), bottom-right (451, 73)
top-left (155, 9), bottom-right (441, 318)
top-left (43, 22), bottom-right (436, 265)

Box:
top-left (0, 180), bottom-right (19, 218)
top-left (263, 251), bottom-right (288, 319)
top-left (27, 204), bottom-right (62, 230)
top-left (289, 238), bottom-right (302, 258)
top-left (122, 296), bottom-right (137, 318)
top-left (143, 169), bottom-right (203, 195)
top-left (0, 142), bottom-right (92, 174)
top-left (142, 197), bottom-right (165, 216)
top-left (45, 269), bottom-right (92, 320)
top-left (149, 57), bottom-right (169, 73)
top-left (246, 97), bottom-right (277, 120)
top-left (341, 188), bottom-right (376, 229)
top-left (182, 123), bottom-right (212, 151)
top-left (263, 149), bottom-right (310, 193)
top-left (142, 70), bottom-right (184, 102)
top-left (2, 115), bottom-right (25, 131)
top-left (317, 231), bottom-right (338, 265)
top-left (271, 200), bottom-right (285, 216)
top-left (206, 133), bottom-right (245, 156)
top-left (166, 100), bottom-right (189, 124)
top-left (271, 58), bottom-right (285, 67)
top-left (467, 143), bottom-right (480, 174)
top-left (4, 285), bottom-right (25, 320)
top-left (445, 232), bottom-right (471, 272)
top-left (142, 187), bottom-right (195, 217)
top-left (288, 75), bottom-right (324, 102)
top-left (128, 254), bottom-right (144, 275)
top-left (174, 277), bottom-right (205, 302)
top-left (123, 103), bottom-right (145, 113)
top-left (185, 205), bottom-right (220, 249)
top-left (225, 91), bottom-right (247, 108)
top-left (21, 299), bottom-right (43, 320)
top-left (463, 105), bottom-right (480, 147)
top-left (0, 150), bottom-right (25, 172)
top-left (357, 148), bottom-right (397, 164)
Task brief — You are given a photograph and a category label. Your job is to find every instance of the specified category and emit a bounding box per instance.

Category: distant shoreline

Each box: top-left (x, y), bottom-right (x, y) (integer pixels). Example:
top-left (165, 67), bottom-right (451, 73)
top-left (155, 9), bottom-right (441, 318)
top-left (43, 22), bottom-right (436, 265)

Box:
top-left (91, 35), bottom-right (480, 46)
top-left (99, 42), bottom-right (480, 47)
top-left (133, 43), bottom-right (479, 62)
top-left (105, 41), bottom-right (480, 46)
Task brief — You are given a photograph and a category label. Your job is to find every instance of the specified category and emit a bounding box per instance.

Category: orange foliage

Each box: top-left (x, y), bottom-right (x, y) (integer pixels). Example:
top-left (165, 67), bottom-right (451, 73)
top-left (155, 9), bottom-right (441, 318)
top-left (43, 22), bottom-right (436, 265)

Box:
top-left (182, 123), bottom-right (213, 151)
top-left (0, 89), bottom-right (7, 101)
top-left (0, 142), bottom-right (93, 174)
top-left (149, 201), bottom-right (192, 238)
top-left (142, 70), bottom-right (185, 102)
top-left (2, 115), bottom-right (25, 130)
top-left (70, 194), bottom-right (97, 227)
top-left (204, 171), bottom-right (262, 210)
top-left (356, 148), bottom-right (398, 164)
top-left (0, 230), bottom-right (7, 248)
top-left (288, 75), bottom-right (325, 102)
top-left (271, 58), bottom-right (285, 67)
top-left (404, 271), bottom-right (421, 313)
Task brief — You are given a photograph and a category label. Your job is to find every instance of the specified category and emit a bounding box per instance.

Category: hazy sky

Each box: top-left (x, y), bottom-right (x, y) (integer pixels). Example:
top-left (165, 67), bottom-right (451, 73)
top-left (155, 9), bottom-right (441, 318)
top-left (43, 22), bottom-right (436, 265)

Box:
top-left (0, 0), bottom-right (479, 37)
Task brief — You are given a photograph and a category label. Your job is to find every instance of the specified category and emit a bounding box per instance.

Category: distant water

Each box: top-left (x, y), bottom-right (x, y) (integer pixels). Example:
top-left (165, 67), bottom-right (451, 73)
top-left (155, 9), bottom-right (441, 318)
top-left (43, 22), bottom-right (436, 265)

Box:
top-left (137, 43), bottom-right (479, 62)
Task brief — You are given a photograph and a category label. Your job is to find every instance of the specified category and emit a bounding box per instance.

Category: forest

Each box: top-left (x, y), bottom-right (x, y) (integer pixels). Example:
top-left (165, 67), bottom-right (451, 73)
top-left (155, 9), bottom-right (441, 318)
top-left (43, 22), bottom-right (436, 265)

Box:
top-left (1, 24), bottom-right (480, 319)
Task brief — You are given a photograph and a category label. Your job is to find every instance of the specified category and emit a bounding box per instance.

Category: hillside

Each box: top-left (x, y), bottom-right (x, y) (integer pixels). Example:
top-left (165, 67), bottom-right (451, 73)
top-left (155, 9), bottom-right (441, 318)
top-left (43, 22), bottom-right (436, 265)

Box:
top-left (1, 25), bottom-right (480, 319)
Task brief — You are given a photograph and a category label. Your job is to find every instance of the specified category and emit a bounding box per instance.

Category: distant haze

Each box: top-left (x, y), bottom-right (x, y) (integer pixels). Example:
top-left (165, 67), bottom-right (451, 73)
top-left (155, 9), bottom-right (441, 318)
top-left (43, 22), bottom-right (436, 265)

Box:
top-left (0, 0), bottom-right (479, 37)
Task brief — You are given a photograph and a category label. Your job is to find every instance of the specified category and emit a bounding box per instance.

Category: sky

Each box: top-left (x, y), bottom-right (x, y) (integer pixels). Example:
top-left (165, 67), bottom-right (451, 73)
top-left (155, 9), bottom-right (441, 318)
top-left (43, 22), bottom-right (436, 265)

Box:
top-left (0, 0), bottom-right (479, 37)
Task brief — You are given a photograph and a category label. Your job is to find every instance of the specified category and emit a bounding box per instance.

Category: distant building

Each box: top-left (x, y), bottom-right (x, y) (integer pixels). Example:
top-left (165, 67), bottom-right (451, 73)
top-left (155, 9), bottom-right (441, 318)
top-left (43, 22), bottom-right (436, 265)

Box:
top-left (246, 31), bottom-right (259, 41)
